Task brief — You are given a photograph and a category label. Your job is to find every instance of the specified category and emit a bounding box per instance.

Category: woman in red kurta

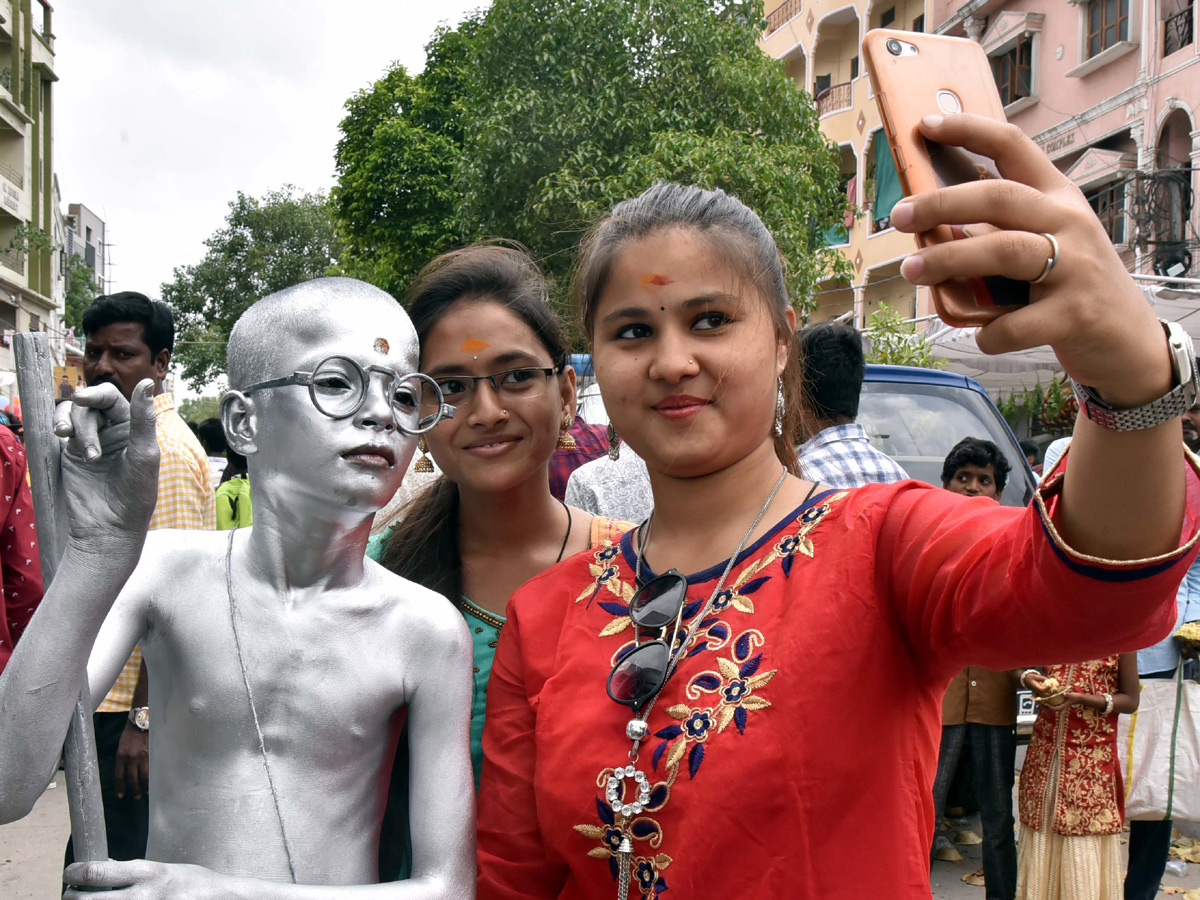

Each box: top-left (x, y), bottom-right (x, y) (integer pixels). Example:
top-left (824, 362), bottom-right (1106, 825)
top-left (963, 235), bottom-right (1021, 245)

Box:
top-left (476, 114), bottom-right (1200, 899)
top-left (1017, 655), bottom-right (1139, 899)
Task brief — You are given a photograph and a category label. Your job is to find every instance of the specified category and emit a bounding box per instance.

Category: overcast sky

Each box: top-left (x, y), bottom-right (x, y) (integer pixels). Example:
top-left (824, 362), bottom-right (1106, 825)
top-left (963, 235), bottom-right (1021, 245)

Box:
top-left (53, 1), bottom-right (487, 298)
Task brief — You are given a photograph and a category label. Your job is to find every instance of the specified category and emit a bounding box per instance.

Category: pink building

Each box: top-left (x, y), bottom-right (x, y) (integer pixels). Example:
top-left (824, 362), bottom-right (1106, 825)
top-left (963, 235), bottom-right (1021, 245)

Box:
top-left (932, 0), bottom-right (1199, 280)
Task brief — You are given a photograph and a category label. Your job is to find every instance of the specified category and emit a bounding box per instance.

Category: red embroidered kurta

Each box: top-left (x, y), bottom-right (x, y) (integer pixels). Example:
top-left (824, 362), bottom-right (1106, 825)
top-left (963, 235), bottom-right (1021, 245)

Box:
top-left (1018, 656), bottom-right (1124, 836)
top-left (478, 464), bottom-right (1200, 900)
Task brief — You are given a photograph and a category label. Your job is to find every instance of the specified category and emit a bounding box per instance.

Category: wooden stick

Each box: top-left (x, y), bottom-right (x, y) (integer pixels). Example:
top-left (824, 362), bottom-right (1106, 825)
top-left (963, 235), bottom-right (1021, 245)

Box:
top-left (13, 332), bottom-right (109, 861)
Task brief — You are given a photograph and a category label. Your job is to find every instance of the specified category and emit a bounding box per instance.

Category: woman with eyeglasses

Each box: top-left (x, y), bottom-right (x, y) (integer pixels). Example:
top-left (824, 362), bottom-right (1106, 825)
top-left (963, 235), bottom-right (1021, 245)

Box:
top-left (475, 115), bottom-right (1200, 900)
top-left (369, 244), bottom-right (630, 881)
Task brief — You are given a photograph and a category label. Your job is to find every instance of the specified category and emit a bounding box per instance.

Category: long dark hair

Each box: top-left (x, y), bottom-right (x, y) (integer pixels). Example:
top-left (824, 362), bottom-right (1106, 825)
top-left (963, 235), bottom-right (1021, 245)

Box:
top-left (378, 243), bottom-right (567, 604)
top-left (572, 182), bottom-right (809, 472)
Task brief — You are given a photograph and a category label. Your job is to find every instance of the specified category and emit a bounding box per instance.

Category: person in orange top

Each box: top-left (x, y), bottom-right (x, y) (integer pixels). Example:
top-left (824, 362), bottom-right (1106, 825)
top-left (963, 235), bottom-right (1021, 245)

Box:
top-left (475, 112), bottom-right (1200, 900)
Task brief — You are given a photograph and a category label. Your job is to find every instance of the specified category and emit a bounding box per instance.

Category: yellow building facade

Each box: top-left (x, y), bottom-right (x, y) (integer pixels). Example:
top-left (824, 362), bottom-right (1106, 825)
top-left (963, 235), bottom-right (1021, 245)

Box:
top-left (761, 0), bottom-right (931, 326)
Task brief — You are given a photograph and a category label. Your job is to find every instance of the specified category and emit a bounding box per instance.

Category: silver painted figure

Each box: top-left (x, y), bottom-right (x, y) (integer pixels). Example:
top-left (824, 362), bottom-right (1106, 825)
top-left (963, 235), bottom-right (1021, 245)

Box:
top-left (0, 278), bottom-right (476, 898)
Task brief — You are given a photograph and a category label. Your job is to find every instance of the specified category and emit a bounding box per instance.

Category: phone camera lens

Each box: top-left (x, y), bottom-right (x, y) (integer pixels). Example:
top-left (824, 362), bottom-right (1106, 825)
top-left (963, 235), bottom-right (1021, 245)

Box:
top-left (886, 38), bottom-right (903, 56)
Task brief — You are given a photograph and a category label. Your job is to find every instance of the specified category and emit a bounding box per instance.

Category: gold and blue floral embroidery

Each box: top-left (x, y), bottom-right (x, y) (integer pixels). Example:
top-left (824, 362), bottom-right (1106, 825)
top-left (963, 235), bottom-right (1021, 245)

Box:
top-left (651, 629), bottom-right (776, 778)
top-left (573, 492), bottom-right (845, 897)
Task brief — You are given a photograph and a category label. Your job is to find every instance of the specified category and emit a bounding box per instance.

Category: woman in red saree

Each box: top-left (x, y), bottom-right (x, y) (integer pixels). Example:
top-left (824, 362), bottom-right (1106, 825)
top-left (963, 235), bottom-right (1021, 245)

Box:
top-left (475, 114), bottom-right (1200, 899)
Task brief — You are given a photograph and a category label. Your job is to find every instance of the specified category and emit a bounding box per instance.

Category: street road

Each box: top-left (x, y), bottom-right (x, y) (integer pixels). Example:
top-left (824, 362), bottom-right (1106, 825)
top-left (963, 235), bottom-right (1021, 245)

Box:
top-left (3, 771), bottom-right (1199, 898)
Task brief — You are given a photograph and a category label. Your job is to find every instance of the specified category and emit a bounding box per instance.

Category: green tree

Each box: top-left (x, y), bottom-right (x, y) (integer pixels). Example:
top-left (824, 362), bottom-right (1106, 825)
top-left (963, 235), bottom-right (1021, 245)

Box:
top-left (161, 186), bottom-right (342, 387)
top-left (333, 0), bottom-right (848, 323)
top-left (63, 253), bottom-right (100, 331)
top-left (332, 19), bottom-right (480, 299)
top-left (177, 394), bottom-right (223, 424)
top-left (863, 306), bottom-right (945, 369)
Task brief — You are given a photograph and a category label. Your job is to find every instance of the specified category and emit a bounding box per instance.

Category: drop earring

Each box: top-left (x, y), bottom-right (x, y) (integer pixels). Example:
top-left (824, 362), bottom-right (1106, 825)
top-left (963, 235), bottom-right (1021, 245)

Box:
top-left (556, 414), bottom-right (578, 451)
top-left (606, 423), bottom-right (621, 461)
top-left (414, 435), bottom-right (435, 473)
top-left (773, 378), bottom-right (785, 438)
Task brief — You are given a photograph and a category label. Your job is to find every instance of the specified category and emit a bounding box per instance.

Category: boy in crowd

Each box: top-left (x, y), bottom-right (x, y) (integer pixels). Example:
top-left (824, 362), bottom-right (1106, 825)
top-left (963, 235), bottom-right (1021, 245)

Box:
top-left (932, 437), bottom-right (1019, 900)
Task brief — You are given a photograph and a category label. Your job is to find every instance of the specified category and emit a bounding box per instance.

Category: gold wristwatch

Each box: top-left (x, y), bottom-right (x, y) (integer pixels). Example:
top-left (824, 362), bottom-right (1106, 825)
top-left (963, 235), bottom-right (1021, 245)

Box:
top-left (128, 706), bottom-right (149, 731)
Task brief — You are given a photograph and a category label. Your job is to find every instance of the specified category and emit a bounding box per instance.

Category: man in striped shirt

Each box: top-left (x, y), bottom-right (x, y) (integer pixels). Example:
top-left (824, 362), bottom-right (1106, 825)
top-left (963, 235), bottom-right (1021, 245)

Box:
top-left (796, 323), bottom-right (909, 489)
top-left (66, 292), bottom-right (214, 865)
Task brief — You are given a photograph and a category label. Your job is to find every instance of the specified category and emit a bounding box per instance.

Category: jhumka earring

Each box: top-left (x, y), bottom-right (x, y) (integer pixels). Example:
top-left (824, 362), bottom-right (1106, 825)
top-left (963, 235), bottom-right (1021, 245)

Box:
top-left (773, 378), bottom-right (785, 438)
top-left (606, 422), bottom-right (621, 461)
top-left (556, 414), bottom-right (578, 451)
top-left (414, 435), bottom-right (435, 473)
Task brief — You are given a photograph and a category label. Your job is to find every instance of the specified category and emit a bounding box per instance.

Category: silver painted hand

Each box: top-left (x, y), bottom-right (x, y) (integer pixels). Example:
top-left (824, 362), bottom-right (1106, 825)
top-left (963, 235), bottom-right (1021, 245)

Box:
top-left (53, 379), bottom-right (159, 549)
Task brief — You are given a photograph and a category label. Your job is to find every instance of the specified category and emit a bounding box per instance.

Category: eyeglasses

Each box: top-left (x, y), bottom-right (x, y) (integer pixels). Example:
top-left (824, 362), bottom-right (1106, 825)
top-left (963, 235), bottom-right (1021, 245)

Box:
top-left (242, 355), bottom-right (456, 435)
top-left (424, 366), bottom-right (560, 411)
top-left (605, 569), bottom-right (689, 713)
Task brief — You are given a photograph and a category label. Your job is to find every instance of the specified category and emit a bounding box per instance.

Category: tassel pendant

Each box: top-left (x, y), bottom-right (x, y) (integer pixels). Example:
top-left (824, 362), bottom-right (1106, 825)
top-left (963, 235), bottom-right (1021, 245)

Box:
top-left (617, 836), bottom-right (633, 900)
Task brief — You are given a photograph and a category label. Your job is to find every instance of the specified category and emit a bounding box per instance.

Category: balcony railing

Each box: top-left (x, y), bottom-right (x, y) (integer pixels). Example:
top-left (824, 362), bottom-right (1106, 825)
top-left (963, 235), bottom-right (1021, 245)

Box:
top-left (765, 0), bottom-right (803, 35)
top-left (0, 158), bottom-right (22, 189)
top-left (1164, 7), bottom-right (1193, 56)
top-left (816, 81), bottom-right (852, 116)
top-left (0, 247), bottom-right (24, 274)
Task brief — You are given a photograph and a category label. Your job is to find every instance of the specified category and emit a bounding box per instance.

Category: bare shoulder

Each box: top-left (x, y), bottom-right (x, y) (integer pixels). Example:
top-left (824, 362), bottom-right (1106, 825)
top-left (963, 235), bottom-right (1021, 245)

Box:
top-left (139, 527), bottom-right (227, 562)
top-left (131, 529), bottom-right (227, 591)
top-left (365, 559), bottom-right (471, 656)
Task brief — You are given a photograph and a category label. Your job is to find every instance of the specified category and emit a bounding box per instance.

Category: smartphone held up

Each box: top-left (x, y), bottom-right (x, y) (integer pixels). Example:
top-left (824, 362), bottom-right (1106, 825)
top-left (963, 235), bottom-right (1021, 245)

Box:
top-left (862, 30), bottom-right (1030, 327)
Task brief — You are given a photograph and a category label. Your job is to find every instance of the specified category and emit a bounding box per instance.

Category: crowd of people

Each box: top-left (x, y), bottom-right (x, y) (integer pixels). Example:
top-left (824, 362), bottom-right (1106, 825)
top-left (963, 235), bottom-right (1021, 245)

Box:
top-left (0, 112), bottom-right (1197, 900)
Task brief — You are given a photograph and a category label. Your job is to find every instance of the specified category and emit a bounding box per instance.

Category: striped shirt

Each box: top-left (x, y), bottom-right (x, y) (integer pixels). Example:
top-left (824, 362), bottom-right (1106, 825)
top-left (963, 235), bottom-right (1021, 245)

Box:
top-left (798, 423), bottom-right (910, 490)
top-left (98, 392), bottom-right (215, 712)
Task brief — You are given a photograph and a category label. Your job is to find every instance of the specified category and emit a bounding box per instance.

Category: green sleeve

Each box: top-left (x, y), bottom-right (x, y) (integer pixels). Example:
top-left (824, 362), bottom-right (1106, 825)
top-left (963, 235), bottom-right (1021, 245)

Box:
top-left (215, 484), bottom-right (235, 530)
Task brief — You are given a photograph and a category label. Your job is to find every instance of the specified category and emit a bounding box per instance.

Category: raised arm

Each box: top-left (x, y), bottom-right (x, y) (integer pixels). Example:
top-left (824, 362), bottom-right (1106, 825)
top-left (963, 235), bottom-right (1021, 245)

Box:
top-left (62, 599), bottom-right (477, 900)
top-left (0, 382), bottom-right (159, 823)
top-left (893, 114), bottom-right (1187, 561)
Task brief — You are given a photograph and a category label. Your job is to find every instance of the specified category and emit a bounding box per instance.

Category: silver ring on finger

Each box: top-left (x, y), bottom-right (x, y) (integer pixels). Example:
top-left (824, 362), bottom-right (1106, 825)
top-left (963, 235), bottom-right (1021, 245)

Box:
top-left (1030, 232), bottom-right (1060, 284)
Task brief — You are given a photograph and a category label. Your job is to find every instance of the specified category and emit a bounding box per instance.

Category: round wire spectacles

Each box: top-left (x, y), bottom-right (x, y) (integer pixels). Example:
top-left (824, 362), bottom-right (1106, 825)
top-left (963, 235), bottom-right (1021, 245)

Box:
top-left (427, 366), bottom-right (560, 410)
top-left (242, 355), bottom-right (456, 435)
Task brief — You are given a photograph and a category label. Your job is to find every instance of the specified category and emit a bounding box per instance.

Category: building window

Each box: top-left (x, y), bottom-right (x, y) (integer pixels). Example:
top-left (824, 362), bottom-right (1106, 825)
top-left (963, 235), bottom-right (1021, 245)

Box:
top-left (1087, 0), bottom-right (1130, 58)
top-left (992, 35), bottom-right (1032, 107)
top-left (1164, 6), bottom-right (1193, 56)
top-left (1088, 182), bottom-right (1126, 244)
top-left (85, 226), bottom-right (92, 243)
top-left (814, 73), bottom-right (832, 95)
top-left (850, 55), bottom-right (859, 79)
top-left (912, 14), bottom-right (925, 33)
top-left (28, 313), bottom-right (40, 332)
top-left (880, 6), bottom-right (895, 27)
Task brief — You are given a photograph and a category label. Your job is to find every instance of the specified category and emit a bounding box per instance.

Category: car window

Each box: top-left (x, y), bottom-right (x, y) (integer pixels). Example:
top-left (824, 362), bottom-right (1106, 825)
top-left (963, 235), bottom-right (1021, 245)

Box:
top-left (858, 382), bottom-right (1034, 507)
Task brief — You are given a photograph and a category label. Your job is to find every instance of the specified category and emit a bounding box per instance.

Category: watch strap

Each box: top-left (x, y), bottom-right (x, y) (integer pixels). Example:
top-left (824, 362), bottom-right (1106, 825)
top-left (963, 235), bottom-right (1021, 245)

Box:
top-left (1072, 320), bottom-right (1197, 433)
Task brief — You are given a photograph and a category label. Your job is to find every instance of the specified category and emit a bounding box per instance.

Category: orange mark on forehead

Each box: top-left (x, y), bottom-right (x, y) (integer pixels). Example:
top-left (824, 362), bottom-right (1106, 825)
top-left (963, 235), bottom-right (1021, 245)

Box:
top-left (460, 338), bottom-right (489, 354)
top-left (640, 273), bottom-right (673, 288)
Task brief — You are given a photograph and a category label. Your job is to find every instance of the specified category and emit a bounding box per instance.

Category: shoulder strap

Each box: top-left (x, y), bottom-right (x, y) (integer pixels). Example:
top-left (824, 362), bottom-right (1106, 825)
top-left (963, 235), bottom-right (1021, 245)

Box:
top-left (589, 515), bottom-right (634, 548)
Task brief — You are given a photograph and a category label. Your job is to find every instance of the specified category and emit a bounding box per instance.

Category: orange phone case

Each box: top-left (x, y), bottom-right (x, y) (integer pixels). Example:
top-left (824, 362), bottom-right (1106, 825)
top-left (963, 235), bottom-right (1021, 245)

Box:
top-left (862, 30), bottom-right (1025, 327)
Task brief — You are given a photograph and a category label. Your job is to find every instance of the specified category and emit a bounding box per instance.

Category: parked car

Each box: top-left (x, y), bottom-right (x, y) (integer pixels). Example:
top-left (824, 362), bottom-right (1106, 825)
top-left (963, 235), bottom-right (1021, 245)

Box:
top-left (860, 364), bottom-right (1035, 507)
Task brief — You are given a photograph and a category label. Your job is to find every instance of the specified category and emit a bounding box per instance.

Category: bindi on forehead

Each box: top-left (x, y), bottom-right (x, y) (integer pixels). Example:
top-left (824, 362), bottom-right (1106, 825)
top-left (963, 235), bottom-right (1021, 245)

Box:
top-left (460, 338), bottom-right (489, 355)
top-left (640, 273), bottom-right (673, 288)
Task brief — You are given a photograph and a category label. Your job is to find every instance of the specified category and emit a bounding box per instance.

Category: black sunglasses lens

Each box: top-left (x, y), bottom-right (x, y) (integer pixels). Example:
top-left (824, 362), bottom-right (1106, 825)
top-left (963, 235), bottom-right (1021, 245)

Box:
top-left (630, 572), bottom-right (687, 630)
top-left (607, 641), bottom-right (670, 710)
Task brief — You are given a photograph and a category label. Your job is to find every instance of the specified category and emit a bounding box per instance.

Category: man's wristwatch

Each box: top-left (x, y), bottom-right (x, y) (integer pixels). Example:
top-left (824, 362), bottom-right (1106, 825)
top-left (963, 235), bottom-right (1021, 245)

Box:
top-left (128, 706), bottom-right (149, 732)
top-left (1072, 319), bottom-right (1199, 432)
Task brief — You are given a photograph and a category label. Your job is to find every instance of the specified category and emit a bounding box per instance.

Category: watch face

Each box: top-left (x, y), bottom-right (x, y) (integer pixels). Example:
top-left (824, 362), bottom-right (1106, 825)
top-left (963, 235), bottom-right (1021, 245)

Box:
top-left (134, 708), bottom-right (149, 730)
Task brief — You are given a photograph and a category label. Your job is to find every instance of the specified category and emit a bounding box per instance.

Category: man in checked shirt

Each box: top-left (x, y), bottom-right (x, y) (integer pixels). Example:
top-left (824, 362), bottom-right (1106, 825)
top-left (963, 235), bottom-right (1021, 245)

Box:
top-left (64, 292), bottom-right (215, 866)
top-left (796, 322), bottom-right (909, 489)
